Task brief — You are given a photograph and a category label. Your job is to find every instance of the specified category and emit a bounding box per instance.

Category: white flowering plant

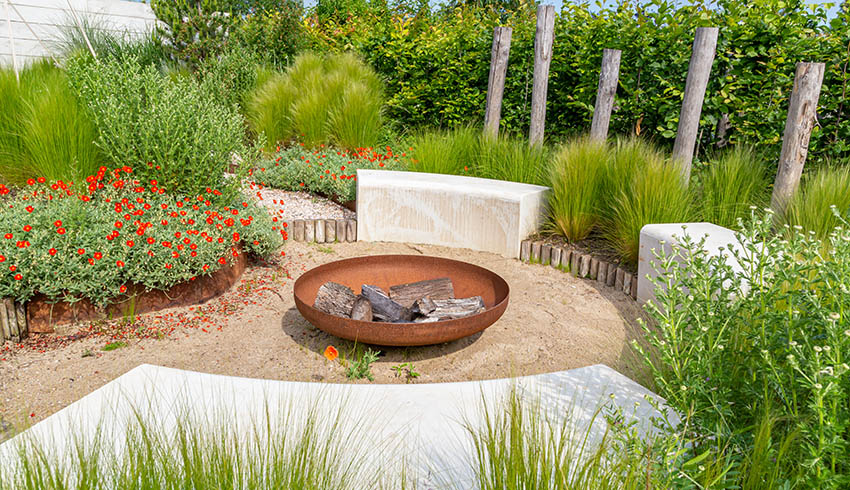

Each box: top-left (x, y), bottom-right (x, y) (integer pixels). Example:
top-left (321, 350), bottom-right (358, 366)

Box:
top-left (634, 209), bottom-right (850, 487)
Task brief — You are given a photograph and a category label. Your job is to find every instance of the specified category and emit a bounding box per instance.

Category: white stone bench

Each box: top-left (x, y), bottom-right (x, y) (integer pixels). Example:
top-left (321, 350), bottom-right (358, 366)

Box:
top-left (356, 170), bottom-right (550, 258)
top-left (637, 222), bottom-right (747, 306)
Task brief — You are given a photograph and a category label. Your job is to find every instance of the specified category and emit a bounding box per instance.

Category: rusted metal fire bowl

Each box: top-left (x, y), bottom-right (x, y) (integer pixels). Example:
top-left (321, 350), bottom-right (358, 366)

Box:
top-left (293, 255), bottom-right (509, 346)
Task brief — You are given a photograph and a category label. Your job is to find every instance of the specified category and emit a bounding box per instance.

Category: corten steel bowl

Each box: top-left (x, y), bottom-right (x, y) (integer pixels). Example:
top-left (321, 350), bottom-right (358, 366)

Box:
top-left (293, 255), bottom-right (510, 346)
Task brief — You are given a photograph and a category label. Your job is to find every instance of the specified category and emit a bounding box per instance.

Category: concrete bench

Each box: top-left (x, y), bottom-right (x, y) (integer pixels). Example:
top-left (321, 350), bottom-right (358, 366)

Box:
top-left (356, 170), bottom-right (550, 258)
top-left (637, 222), bottom-right (747, 306)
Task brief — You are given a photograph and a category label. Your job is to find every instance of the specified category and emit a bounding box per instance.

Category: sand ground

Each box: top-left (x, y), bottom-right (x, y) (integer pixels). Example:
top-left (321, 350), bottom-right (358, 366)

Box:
top-left (0, 240), bottom-right (649, 428)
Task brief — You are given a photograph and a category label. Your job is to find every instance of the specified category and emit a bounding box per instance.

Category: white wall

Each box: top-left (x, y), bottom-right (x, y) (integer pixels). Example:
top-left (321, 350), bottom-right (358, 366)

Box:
top-left (0, 0), bottom-right (155, 68)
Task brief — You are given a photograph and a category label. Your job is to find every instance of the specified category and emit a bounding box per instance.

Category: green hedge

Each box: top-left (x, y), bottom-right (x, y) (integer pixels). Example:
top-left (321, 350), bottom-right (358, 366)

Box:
top-left (304, 0), bottom-right (850, 165)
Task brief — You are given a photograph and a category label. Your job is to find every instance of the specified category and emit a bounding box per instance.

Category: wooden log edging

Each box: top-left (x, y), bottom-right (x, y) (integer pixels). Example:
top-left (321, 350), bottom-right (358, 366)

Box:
top-left (289, 219), bottom-right (358, 243)
top-left (0, 297), bottom-right (28, 342)
top-left (518, 240), bottom-right (638, 301)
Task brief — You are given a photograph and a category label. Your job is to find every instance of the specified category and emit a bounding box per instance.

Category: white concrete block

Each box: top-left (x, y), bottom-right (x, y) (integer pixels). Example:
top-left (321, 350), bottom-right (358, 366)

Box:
top-left (637, 222), bottom-right (747, 307)
top-left (356, 170), bottom-right (550, 258)
top-left (0, 364), bottom-right (677, 488)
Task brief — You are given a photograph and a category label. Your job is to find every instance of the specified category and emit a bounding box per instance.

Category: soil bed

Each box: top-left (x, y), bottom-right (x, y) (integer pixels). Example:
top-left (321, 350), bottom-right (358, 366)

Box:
top-left (0, 240), bottom-right (648, 430)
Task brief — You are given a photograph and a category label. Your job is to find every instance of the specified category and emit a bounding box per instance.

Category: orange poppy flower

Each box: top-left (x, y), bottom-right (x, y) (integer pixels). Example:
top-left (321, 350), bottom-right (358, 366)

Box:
top-left (323, 345), bottom-right (339, 361)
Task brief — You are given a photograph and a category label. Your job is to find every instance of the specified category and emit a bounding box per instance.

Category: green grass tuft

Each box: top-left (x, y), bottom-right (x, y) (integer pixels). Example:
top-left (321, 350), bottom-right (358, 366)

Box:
top-left (783, 163), bottom-right (850, 240)
top-left (545, 137), bottom-right (609, 242)
top-left (0, 61), bottom-right (102, 185)
top-left (696, 145), bottom-right (770, 229)
top-left (246, 52), bottom-right (384, 150)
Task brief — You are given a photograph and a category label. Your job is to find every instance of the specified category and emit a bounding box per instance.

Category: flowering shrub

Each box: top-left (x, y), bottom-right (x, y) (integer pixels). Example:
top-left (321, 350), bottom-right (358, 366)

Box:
top-left (253, 145), bottom-right (406, 202)
top-left (636, 211), bottom-right (850, 487)
top-left (0, 168), bottom-right (284, 307)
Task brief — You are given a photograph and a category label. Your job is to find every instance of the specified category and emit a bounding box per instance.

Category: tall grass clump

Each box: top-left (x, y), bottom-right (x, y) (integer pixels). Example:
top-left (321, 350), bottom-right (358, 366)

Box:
top-left (545, 138), bottom-right (609, 242)
top-left (601, 138), bottom-right (692, 265)
top-left (246, 52), bottom-right (385, 150)
top-left (406, 126), bottom-right (480, 176)
top-left (55, 15), bottom-right (171, 69)
top-left (0, 61), bottom-right (101, 185)
top-left (783, 164), bottom-right (850, 240)
top-left (406, 127), bottom-right (548, 185)
top-left (696, 145), bottom-right (770, 229)
top-left (476, 135), bottom-right (549, 186)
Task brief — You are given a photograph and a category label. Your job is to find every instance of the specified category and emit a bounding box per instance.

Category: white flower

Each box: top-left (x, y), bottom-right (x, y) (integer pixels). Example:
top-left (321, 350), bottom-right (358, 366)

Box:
top-left (680, 385), bottom-right (688, 391)
top-left (717, 345), bottom-right (724, 350)
top-left (789, 340), bottom-right (798, 347)
top-left (701, 326), bottom-right (708, 332)
top-left (814, 346), bottom-right (823, 352)
top-left (829, 312), bottom-right (840, 321)
top-left (814, 383), bottom-right (823, 390)
top-left (844, 330), bottom-right (850, 337)
top-left (823, 345), bottom-right (831, 352)
top-left (819, 367), bottom-right (834, 376)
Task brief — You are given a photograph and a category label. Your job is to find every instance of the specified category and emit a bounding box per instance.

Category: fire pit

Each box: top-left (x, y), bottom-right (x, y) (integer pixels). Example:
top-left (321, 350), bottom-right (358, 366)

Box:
top-left (293, 255), bottom-right (509, 346)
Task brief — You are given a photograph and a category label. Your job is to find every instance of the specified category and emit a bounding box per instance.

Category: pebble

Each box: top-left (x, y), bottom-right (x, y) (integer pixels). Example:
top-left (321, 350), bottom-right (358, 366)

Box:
top-left (251, 188), bottom-right (355, 221)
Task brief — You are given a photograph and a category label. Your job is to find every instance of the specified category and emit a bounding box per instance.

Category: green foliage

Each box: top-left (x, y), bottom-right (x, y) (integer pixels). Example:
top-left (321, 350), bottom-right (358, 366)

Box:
top-left (601, 139), bottom-right (693, 265)
top-left (695, 145), bottom-right (771, 229)
top-left (55, 16), bottom-right (171, 69)
top-left (246, 52), bottom-right (385, 150)
top-left (406, 127), bottom-right (545, 185)
top-left (636, 212), bottom-right (850, 487)
top-left (233, 1), bottom-right (307, 68)
top-left (345, 348), bottom-right (379, 381)
top-left (314, 1), bottom-right (850, 165)
top-left (256, 145), bottom-right (405, 202)
top-left (0, 61), bottom-right (102, 186)
top-left (101, 341), bottom-right (128, 351)
top-left (784, 164), bottom-right (850, 240)
top-left (545, 138), bottom-right (608, 242)
top-left (406, 126), bottom-right (479, 176)
top-left (0, 171), bottom-right (282, 306)
top-left (66, 54), bottom-right (246, 202)
top-left (197, 42), bottom-right (263, 111)
top-left (150, 0), bottom-right (239, 69)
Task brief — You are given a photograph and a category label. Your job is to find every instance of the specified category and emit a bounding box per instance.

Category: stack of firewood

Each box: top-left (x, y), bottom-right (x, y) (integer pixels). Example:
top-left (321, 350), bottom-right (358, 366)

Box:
top-left (313, 278), bottom-right (484, 323)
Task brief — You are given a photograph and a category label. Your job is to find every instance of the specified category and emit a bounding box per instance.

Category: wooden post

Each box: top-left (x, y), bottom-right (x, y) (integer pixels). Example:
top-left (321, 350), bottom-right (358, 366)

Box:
top-left (672, 27), bottom-right (719, 182)
top-left (589, 49), bottom-right (622, 142)
top-left (529, 6), bottom-right (555, 147)
top-left (484, 26), bottom-right (512, 139)
top-left (770, 62), bottom-right (826, 217)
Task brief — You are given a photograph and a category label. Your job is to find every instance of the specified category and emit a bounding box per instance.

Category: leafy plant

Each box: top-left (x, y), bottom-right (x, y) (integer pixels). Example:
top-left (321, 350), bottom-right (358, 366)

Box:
top-left (636, 211), bottom-right (850, 487)
top-left (474, 134), bottom-right (548, 186)
top-left (783, 163), bottom-right (850, 240)
top-left (0, 168), bottom-right (283, 306)
top-left (406, 126), bottom-right (479, 176)
top-left (101, 341), bottom-right (127, 351)
top-left (696, 145), bottom-right (771, 229)
top-left (390, 363), bottom-right (419, 383)
top-left (0, 61), bottom-right (102, 186)
top-left (66, 54), bottom-right (246, 203)
top-left (545, 137), bottom-right (609, 242)
top-left (54, 15), bottom-right (171, 69)
top-left (345, 348), bottom-right (379, 381)
top-left (245, 52), bottom-right (385, 150)
top-left (255, 144), bottom-right (405, 202)
top-left (149, 0), bottom-right (239, 69)
top-left (234, 0), bottom-right (308, 68)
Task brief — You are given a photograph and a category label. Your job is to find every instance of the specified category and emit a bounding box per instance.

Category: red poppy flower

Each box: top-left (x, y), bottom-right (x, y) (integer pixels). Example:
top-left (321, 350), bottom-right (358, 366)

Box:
top-left (48, 248), bottom-right (57, 256)
top-left (23, 225), bottom-right (31, 232)
top-left (3, 233), bottom-right (11, 239)
top-left (323, 346), bottom-right (338, 361)
top-left (0, 255), bottom-right (5, 262)
top-left (77, 248), bottom-right (85, 255)
top-left (25, 206), bottom-right (33, 213)
top-left (116, 260), bottom-right (124, 267)
top-left (9, 265), bottom-right (16, 272)
top-left (93, 252), bottom-right (102, 260)
top-left (57, 228), bottom-right (66, 235)
top-left (218, 257), bottom-right (226, 265)
top-left (119, 285), bottom-right (127, 293)
top-left (13, 274), bottom-right (21, 281)
top-left (126, 240), bottom-right (134, 247)
top-left (54, 220), bottom-right (62, 227)
top-left (165, 263), bottom-right (172, 269)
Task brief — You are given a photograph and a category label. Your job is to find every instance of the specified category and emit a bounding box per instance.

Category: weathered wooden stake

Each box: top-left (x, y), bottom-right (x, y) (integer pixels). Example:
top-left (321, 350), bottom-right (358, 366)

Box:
top-left (529, 5), bottom-right (555, 146)
top-left (672, 27), bottom-right (719, 182)
top-left (589, 49), bottom-right (622, 142)
top-left (0, 299), bottom-right (9, 341)
top-left (770, 62), bottom-right (826, 217)
top-left (484, 26), bottom-right (512, 139)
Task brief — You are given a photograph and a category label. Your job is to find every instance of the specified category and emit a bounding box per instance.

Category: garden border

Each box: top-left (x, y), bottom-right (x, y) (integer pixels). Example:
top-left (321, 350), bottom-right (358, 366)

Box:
top-left (519, 239), bottom-right (638, 300)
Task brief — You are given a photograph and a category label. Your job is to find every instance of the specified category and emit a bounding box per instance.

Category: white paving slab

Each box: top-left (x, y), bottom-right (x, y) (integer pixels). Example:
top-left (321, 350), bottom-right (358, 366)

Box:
top-left (356, 170), bottom-right (550, 258)
top-left (0, 364), bottom-right (678, 488)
